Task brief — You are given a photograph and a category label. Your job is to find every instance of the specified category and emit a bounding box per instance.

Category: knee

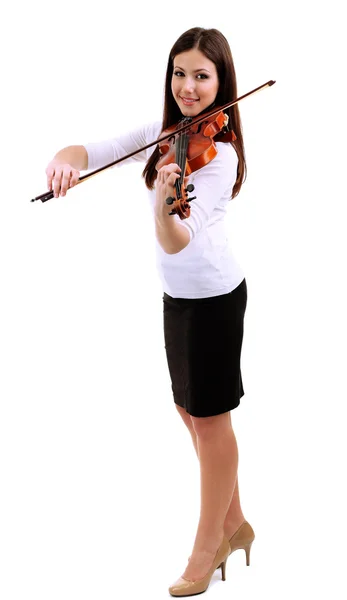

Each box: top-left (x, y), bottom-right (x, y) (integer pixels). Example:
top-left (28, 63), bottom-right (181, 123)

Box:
top-left (175, 403), bottom-right (194, 429)
top-left (191, 412), bottom-right (231, 440)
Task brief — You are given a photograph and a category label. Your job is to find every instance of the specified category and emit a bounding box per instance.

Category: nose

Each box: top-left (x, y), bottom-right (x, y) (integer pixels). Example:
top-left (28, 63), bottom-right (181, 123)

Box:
top-left (182, 76), bottom-right (195, 94)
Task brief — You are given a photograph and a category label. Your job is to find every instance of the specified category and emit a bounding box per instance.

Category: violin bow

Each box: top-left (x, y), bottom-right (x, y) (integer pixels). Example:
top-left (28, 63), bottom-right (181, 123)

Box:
top-left (31, 79), bottom-right (275, 203)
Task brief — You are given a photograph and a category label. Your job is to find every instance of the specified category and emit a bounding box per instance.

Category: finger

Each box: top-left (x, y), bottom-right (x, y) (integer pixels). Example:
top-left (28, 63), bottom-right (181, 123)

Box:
top-left (157, 169), bottom-right (165, 184)
top-left (46, 166), bottom-right (55, 191)
top-left (158, 163), bottom-right (181, 177)
top-left (166, 162), bottom-right (181, 174)
top-left (52, 171), bottom-right (63, 197)
top-left (60, 169), bottom-right (73, 196)
top-left (70, 171), bottom-right (80, 187)
top-left (166, 172), bottom-right (181, 187)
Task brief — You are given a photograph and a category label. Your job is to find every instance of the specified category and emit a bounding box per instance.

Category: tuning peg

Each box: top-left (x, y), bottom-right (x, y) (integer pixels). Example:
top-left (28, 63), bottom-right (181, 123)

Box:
top-left (185, 184), bottom-right (194, 193)
top-left (165, 196), bottom-right (175, 206)
top-left (187, 196), bottom-right (196, 203)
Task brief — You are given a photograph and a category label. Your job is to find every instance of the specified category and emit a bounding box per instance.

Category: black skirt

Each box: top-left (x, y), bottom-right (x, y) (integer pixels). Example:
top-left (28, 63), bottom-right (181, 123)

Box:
top-left (163, 278), bottom-right (247, 418)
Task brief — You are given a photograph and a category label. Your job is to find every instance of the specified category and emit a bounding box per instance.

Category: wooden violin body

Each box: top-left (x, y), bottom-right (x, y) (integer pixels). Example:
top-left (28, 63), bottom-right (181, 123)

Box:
top-left (155, 111), bottom-right (231, 219)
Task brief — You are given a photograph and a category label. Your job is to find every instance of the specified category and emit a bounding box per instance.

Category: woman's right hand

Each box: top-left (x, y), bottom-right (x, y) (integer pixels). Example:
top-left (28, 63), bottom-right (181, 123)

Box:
top-left (45, 160), bottom-right (81, 197)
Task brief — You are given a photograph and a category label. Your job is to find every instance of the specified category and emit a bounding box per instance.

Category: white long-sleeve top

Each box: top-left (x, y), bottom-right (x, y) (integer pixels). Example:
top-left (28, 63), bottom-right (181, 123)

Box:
top-left (84, 121), bottom-right (245, 299)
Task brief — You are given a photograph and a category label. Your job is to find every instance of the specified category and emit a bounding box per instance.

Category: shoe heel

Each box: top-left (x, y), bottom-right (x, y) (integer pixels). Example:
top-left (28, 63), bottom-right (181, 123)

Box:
top-left (244, 542), bottom-right (252, 566)
top-left (220, 557), bottom-right (228, 581)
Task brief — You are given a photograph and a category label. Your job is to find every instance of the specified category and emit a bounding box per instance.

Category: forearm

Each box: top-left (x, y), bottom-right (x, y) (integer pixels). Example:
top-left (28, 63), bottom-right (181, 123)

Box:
top-left (155, 212), bottom-right (190, 254)
top-left (154, 163), bottom-right (191, 254)
top-left (53, 145), bottom-right (88, 171)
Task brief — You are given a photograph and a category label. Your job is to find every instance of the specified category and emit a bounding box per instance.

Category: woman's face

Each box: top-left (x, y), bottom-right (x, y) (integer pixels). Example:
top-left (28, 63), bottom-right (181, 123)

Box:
top-left (171, 48), bottom-right (219, 117)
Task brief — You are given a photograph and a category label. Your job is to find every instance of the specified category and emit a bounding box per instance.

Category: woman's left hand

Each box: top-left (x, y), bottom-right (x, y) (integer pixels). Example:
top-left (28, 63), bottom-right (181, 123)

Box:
top-left (155, 163), bottom-right (182, 218)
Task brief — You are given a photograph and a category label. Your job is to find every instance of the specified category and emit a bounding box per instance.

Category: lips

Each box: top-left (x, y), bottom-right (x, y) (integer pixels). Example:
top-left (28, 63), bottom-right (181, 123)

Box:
top-left (180, 96), bottom-right (199, 104)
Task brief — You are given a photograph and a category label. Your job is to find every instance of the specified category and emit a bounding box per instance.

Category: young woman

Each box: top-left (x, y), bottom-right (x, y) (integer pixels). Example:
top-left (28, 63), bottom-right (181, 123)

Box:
top-left (45, 27), bottom-right (255, 597)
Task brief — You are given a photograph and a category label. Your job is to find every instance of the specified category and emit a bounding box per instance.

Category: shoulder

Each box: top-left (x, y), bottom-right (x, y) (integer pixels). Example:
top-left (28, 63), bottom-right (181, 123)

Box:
top-left (191, 141), bottom-right (238, 191)
top-left (202, 141), bottom-right (238, 176)
top-left (143, 121), bottom-right (162, 142)
top-left (215, 141), bottom-right (238, 167)
top-left (213, 142), bottom-right (239, 183)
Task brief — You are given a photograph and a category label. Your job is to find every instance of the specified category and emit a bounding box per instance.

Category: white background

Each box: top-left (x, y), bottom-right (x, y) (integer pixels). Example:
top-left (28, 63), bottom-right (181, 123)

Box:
top-left (1, 1), bottom-right (346, 599)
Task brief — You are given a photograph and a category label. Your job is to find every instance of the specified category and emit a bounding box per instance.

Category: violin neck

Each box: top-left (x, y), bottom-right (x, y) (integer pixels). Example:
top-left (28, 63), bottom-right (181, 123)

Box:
top-left (175, 127), bottom-right (189, 198)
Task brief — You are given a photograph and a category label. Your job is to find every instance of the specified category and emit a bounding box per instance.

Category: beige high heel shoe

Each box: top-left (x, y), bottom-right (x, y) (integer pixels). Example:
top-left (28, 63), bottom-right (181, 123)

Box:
top-left (168, 535), bottom-right (230, 597)
top-left (187, 521), bottom-right (255, 569)
top-left (227, 520), bottom-right (255, 565)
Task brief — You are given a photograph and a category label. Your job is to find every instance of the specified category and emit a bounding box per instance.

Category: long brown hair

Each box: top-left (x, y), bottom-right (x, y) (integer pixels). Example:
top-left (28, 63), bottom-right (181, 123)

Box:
top-left (142, 27), bottom-right (247, 199)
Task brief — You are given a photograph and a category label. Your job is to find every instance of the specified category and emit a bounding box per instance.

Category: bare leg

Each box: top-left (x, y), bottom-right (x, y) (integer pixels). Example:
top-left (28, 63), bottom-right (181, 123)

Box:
top-left (175, 404), bottom-right (245, 540)
top-left (177, 411), bottom-right (237, 581)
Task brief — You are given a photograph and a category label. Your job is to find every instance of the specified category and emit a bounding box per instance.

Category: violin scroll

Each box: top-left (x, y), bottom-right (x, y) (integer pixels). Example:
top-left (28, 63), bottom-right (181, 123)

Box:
top-left (165, 183), bottom-right (196, 219)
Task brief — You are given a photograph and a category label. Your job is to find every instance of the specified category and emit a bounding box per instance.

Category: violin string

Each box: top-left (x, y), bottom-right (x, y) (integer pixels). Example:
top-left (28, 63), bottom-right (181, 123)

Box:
top-left (178, 131), bottom-right (188, 199)
top-left (176, 133), bottom-right (184, 199)
top-left (174, 118), bottom-right (190, 200)
top-left (182, 132), bottom-right (189, 193)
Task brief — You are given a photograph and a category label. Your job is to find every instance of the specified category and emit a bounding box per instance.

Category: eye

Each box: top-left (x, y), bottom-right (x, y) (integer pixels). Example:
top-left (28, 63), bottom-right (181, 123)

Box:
top-left (197, 73), bottom-right (208, 79)
top-left (173, 70), bottom-right (184, 77)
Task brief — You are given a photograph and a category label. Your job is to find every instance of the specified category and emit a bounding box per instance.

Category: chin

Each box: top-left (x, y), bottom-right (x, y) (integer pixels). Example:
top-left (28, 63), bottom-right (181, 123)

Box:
top-left (180, 106), bottom-right (200, 118)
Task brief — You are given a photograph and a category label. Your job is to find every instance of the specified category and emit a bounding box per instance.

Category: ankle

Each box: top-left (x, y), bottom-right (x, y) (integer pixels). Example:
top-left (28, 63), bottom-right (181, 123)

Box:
top-left (223, 516), bottom-right (246, 535)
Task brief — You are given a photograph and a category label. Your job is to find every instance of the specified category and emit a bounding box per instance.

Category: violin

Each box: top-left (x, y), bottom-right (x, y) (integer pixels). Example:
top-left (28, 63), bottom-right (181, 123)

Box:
top-left (31, 79), bottom-right (276, 218)
top-left (155, 109), bottom-right (236, 219)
